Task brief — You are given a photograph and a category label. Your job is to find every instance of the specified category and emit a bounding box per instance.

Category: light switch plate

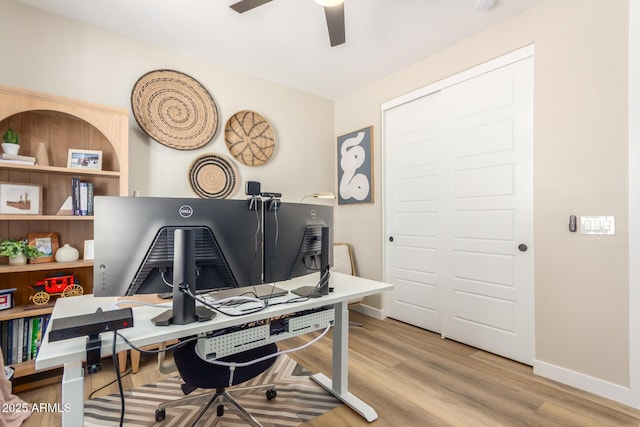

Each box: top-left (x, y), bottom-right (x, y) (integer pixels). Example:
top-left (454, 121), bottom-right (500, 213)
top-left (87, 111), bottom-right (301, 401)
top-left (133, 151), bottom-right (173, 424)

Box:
top-left (580, 216), bottom-right (615, 235)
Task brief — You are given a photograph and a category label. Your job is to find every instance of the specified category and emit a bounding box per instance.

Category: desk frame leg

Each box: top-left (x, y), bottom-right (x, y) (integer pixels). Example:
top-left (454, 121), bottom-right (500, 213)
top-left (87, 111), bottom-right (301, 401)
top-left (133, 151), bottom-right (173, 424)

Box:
top-left (61, 360), bottom-right (84, 427)
top-left (310, 301), bottom-right (378, 422)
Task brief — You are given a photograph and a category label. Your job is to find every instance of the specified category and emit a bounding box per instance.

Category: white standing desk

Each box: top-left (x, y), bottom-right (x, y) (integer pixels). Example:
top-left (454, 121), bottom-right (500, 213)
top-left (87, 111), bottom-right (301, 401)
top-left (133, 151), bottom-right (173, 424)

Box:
top-left (36, 272), bottom-right (393, 426)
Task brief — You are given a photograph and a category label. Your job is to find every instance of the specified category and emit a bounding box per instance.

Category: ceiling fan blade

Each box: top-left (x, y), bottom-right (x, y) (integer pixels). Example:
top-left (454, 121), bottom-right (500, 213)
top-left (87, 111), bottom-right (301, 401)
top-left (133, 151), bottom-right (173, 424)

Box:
top-left (230, 0), bottom-right (273, 14)
top-left (323, 4), bottom-right (345, 47)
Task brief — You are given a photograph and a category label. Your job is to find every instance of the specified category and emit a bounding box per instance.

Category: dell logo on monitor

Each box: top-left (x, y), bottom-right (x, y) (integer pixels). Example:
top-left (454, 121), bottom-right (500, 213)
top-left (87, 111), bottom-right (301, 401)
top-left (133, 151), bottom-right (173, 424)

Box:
top-left (179, 205), bottom-right (194, 218)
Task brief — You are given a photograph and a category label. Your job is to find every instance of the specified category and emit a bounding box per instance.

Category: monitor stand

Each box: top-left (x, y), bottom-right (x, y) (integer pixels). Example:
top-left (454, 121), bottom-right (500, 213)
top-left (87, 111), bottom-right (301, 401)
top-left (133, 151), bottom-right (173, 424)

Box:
top-left (292, 226), bottom-right (330, 298)
top-left (152, 306), bottom-right (215, 326)
top-left (291, 283), bottom-right (328, 298)
top-left (151, 229), bottom-right (215, 326)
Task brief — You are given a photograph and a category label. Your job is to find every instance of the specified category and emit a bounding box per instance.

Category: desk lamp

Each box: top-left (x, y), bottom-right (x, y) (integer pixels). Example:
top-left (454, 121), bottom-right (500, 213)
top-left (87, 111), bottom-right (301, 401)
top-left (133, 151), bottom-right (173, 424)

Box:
top-left (300, 192), bottom-right (336, 203)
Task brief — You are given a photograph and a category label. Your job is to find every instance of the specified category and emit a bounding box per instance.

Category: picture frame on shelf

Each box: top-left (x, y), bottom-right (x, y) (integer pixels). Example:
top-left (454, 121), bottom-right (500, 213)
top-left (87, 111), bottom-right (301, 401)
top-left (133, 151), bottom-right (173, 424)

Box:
top-left (67, 149), bottom-right (103, 170)
top-left (28, 232), bottom-right (59, 264)
top-left (83, 239), bottom-right (94, 260)
top-left (0, 288), bottom-right (16, 311)
top-left (0, 182), bottom-right (43, 215)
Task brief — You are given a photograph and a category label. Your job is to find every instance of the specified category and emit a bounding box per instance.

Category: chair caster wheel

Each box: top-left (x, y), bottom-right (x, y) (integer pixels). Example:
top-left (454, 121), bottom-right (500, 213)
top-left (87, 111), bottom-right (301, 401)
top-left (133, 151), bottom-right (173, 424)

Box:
top-left (155, 408), bottom-right (166, 422)
top-left (217, 405), bottom-right (224, 416)
top-left (266, 388), bottom-right (277, 400)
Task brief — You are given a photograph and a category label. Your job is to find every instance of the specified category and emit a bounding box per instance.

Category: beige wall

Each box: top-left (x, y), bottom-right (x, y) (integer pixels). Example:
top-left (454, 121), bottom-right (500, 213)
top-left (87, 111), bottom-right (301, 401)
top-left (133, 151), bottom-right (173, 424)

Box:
top-left (335, 0), bottom-right (630, 387)
top-left (0, 0), bottom-right (335, 202)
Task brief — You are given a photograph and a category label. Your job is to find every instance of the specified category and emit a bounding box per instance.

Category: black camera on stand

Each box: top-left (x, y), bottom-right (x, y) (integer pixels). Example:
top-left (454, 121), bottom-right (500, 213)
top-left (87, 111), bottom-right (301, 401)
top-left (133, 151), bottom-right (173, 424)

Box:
top-left (246, 181), bottom-right (281, 212)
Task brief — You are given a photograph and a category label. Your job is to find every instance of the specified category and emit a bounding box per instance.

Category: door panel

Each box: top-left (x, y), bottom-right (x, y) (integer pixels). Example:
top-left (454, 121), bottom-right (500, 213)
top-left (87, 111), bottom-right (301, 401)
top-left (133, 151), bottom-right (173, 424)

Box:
top-left (454, 119), bottom-right (514, 158)
top-left (454, 210), bottom-right (515, 240)
top-left (442, 58), bottom-right (534, 364)
top-left (385, 94), bottom-right (442, 331)
top-left (452, 73), bottom-right (514, 117)
top-left (451, 290), bottom-right (516, 332)
top-left (453, 165), bottom-right (515, 198)
top-left (394, 279), bottom-right (438, 316)
top-left (453, 251), bottom-right (515, 286)
top-left (384, 54), bottom-right (534, 364)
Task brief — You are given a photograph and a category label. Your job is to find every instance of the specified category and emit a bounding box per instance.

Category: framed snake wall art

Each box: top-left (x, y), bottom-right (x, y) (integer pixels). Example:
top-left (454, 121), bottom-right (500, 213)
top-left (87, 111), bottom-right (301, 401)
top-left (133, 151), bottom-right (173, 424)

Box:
top-left (337, 126), bottom-right (373, 205)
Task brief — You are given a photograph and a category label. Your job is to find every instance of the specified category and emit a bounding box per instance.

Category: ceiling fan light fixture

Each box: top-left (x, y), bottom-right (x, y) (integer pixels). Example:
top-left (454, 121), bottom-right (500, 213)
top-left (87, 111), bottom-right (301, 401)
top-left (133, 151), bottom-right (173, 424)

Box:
top-left (473, 0), bottom-right (496, 11)
top-left (315, 0), bottom-right (344, 7)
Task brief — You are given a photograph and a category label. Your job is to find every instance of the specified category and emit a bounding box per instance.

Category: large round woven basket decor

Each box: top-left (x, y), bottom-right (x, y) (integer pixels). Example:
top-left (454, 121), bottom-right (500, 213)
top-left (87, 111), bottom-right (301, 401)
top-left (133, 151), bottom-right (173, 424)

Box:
top-left (225, 110), bottom-right (275, 166)
top-left (131, 69), bottom-right (218, 150)
top-left (188, 153), bottom-right (238, 199)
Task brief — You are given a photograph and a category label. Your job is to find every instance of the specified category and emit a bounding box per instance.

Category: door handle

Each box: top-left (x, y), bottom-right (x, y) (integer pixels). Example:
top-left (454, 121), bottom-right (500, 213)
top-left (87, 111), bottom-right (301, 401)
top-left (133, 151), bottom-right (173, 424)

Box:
top-left (389, 236), bottom-right (394, 242)
top-left (518, 244), bottom-right (528, 252)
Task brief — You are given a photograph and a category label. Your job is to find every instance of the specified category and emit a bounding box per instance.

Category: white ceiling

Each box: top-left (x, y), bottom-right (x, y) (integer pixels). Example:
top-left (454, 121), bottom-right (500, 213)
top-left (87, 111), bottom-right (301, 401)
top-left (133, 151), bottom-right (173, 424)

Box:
top-left (15, 0), bottom-right (545, 100)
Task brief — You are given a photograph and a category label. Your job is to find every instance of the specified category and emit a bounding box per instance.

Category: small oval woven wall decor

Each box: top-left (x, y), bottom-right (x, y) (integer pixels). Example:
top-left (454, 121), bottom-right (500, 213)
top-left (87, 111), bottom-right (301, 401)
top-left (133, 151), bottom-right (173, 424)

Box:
top-left (131, 69), bottom-right (218, 150)
top-left (188, 153), bottom-right (238, 199)
top-left (225, 110), bottom-right (275, 166)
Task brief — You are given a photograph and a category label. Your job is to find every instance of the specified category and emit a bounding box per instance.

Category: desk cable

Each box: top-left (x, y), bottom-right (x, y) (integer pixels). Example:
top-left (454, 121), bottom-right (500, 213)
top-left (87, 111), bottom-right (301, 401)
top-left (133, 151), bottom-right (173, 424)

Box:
top-left (195, 323), bottom-right (331, 386)
top-left (113, 293), bottom-right (268, 317)
top-left (267, 269), bottom-right (331, 306)
top-left (115, 260), bottom-right (329, 318)
top-left (184, 287), bottom-right (269, 317)
top-left (111, 330), bottom-right (126, 427)
top-left (110, 273), bottom-right (332, 419)
top-left (116, 323), bottom-right (331, 387)
top-left (89, 317), bottom-right (330, 427)
top-left (104, 334), bottom-right (197, 427)
top-left (88, 367), bottom-right (132, 400)
top-left (188, 268), bottom-right (331, 315)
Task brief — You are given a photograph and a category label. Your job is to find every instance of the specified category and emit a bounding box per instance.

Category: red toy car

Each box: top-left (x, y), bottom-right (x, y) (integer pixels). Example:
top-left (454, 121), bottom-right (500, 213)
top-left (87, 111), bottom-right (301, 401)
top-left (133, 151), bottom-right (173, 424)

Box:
top-left (29, 273), bottom-right (83, 305)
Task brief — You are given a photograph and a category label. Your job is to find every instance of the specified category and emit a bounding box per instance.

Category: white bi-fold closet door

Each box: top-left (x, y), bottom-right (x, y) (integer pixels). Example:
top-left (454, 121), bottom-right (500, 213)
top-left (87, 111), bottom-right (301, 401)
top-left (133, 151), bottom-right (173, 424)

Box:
top-left (383, 48), bottom-right (534, 364)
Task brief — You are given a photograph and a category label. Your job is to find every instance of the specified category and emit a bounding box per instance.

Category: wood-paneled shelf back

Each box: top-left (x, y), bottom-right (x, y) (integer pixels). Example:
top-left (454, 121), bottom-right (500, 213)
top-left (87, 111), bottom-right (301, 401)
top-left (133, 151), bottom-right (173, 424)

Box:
top-left (0, 83), bottom-right (129, 392)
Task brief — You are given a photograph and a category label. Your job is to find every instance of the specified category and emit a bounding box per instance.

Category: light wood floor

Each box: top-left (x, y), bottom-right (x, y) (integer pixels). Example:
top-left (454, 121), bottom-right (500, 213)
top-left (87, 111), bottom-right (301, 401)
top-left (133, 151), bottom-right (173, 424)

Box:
top-left (16, 311), bottom-right (640, 426)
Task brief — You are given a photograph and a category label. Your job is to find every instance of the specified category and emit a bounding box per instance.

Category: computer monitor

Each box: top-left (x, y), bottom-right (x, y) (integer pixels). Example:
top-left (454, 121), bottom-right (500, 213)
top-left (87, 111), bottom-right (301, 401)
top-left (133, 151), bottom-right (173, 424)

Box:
top-left (263, 202), bottom-right (333, 296)
top-left (93, 196), bottom-right (264, 324)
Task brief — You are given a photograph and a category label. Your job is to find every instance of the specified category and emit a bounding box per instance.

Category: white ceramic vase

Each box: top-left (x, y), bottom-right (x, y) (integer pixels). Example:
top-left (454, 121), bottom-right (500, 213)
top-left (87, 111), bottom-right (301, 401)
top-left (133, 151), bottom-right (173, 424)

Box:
top-left (1, 143), bottom-right (19, 155)
top-left (55, 244), bottom-right (79, 263)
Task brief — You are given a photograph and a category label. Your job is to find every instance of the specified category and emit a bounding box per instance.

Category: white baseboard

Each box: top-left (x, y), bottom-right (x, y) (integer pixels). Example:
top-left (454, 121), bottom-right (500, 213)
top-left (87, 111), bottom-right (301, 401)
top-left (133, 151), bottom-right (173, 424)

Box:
top-left (350, 303), bottom-right (386, 320)
top-left (534, 359), bottom-right (639, 410)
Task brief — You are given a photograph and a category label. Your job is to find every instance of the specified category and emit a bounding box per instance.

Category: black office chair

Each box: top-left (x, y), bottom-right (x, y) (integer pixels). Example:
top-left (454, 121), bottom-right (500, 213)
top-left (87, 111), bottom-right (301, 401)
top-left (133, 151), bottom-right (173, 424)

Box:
top-left (155, 340), bottom-right (278, 427)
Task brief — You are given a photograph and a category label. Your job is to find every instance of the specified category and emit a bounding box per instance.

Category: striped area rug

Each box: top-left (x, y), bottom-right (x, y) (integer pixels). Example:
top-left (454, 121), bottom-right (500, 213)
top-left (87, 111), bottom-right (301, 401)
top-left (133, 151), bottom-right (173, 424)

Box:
top-left (84, 354), bottom-right (341, 426)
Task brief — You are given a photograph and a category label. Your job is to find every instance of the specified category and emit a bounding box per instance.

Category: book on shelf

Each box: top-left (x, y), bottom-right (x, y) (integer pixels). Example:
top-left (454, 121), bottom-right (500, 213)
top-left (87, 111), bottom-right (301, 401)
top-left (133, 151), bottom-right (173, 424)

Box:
top-left (11, 320), bottom-right (18, 363)
top-left (70, 177), bottom-right (94, 216)
top-left (0, 159), bottom-right (34, 165)
top-left (0, 153), bottom-right (36, 165)
top-left (0, 313), bottom-right (51, 366)
top-left (0, 159), bottom-right (33, 165)
top-left (71, 177), bottom-right (80, 215)
top-left (87, 182), bottom-right (94, 216)
top-left (80, 182), bottom-right (88, 215)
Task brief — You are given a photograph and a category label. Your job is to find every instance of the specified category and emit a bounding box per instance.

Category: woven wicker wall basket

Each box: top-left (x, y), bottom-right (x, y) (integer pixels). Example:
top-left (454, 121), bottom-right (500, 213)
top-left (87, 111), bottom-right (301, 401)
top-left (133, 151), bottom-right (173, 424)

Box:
top-left (131, 69), bottom-right (218, 150)
top-left (188, 153), bottom-right (238, 199)
top-left (225, 110), bottom-right (275, 166)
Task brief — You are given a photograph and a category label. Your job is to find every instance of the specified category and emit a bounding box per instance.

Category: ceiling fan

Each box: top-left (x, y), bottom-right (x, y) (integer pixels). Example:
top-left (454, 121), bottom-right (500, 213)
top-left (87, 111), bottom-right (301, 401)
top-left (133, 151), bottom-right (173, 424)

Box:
top-left (229, 0), bottom-right (346, 47)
